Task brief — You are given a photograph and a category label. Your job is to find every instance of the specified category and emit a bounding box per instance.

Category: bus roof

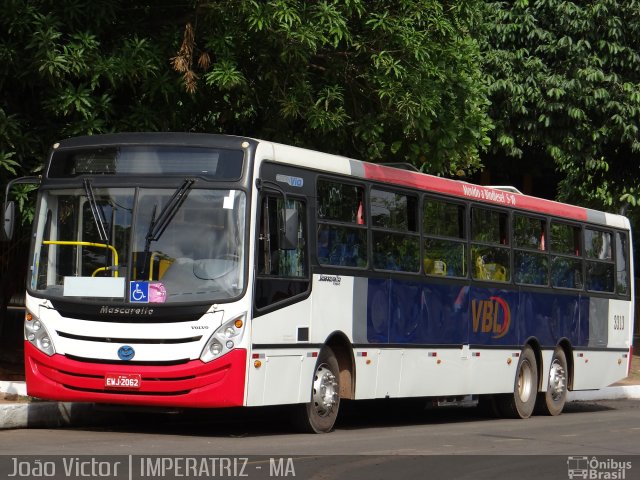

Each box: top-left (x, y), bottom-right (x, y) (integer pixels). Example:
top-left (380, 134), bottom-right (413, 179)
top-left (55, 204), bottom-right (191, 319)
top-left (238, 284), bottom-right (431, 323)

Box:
top-left (266, 140), bottom-right (630, 230)
top-left (47, 133), bottom-right (629, 230)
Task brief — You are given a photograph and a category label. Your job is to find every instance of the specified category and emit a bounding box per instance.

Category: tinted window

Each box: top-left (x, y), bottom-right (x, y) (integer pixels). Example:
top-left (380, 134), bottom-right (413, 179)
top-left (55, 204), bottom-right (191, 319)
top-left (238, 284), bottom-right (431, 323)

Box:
top-left (423, 200), bottom-right (464, 238)
top-left (423, 198), bottom-right (466, 278)
top-left (471, 207), bottom-right (510, 282)
top-left (550, 222), bottom-right (580, 256)
top-left (472, 207), bottom-right (509, 245)
top-left (514, 214), bottom-right (546, 250)
top-left (371, 189), bottom-right (417, 231)
top-left (370, 188), bottom-right (419, 272)
top-left (616, 232), bottom-right (630, 295)
top-left (317, 180), bottom-right (365, 224)
top-left (316, 179), bottom-right (367, 268)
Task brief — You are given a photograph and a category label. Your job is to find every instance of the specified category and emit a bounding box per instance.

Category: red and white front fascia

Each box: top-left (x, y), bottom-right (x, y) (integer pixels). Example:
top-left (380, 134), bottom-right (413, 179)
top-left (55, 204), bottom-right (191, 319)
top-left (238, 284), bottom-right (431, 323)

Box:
top-left (23, 294), bottom-right (250, 408)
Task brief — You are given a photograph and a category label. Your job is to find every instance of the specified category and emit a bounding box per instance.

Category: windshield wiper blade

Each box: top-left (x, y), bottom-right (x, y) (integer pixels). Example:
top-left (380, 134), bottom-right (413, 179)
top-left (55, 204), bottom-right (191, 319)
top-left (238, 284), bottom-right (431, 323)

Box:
top-left (83, 178), bottom-right (108, 242)
top-left (144, 178), bottom-right (195, 251)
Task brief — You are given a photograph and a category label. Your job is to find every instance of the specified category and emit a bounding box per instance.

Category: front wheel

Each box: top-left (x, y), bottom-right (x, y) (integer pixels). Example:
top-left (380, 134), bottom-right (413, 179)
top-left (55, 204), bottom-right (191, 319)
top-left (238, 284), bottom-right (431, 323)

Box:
top-left (498, 345), bottom-right (538, 419)
top-left (535, 347), bottom-right (568, 416)
top-left (292, 348), bottom-right (340, 433)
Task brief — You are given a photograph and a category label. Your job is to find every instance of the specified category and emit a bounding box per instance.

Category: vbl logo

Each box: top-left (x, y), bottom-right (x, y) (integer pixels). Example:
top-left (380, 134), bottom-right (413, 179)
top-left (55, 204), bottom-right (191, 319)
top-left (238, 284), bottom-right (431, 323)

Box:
top-left (472, 296), bottom-right (511, 339)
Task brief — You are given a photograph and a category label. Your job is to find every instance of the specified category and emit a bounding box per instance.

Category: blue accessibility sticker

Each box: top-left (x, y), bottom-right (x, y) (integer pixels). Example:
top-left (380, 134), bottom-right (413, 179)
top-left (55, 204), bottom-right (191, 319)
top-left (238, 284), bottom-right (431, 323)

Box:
top-left (129, 281), bottom-right (149, 303)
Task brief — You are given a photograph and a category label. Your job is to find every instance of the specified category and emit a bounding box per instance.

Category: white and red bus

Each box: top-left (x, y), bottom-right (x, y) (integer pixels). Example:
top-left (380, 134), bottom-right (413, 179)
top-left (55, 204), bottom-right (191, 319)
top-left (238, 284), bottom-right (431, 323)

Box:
top-left (2, 133), bottom-right (634, 432)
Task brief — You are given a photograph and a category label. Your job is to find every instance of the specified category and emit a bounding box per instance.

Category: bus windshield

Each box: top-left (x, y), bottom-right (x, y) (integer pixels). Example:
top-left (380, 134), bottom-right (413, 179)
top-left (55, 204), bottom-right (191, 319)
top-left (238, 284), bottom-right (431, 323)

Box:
top-left (30, 186), bottom-right (246, 304)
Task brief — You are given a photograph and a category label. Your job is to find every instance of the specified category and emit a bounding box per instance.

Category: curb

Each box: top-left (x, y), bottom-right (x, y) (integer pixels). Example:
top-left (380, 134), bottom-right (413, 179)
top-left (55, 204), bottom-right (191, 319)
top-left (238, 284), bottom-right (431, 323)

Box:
top-left (0, 382), bottom-right (639, 430)
top-left (0, 402), bottom-right (102, 430)
top-left (0, 381), bottom-right (27, 397)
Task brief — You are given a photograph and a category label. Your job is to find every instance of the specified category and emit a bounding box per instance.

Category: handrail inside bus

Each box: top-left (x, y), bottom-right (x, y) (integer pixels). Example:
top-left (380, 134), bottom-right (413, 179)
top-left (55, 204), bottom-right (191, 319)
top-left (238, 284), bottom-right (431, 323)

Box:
top-left (43, 240), bottom-right (119, 277)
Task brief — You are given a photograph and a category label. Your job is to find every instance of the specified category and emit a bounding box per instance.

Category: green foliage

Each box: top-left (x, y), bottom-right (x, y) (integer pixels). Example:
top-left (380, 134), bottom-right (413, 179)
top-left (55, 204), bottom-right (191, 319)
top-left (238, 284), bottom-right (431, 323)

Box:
top-left (0, 0), bottom-right (191, 193)
top-left (174, 0), bottom-right (492, 176)
top-left (482, 0), bottom-right (640, 211)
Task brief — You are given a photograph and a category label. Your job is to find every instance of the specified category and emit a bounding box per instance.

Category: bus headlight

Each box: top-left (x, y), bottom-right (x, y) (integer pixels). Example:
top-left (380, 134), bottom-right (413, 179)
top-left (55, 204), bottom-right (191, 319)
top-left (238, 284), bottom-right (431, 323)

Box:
top-left (200, 313), bottom-right (246, 363)
top-left (24, 311), bottom-right (56, 356)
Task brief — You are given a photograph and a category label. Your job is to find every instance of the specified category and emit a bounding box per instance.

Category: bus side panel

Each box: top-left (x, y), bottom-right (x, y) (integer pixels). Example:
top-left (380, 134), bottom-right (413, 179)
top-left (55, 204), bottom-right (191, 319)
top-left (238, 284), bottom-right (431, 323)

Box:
top-left (311, 274), bottom-right (355, 343)
top-left (608, 299), bottom-right (633, 350)
top-left (397, 348), bottom-right (471, 397)
top-left (246, 348), bottom-right (318, 406)
top-left (248, 298), bottom-right (316, 406)
top-left (467, 348), bottom-right (521, 394)
top-left (571, 350), bottom-right (629, 390)
top-left (572, 298), bottom-right (632, 390)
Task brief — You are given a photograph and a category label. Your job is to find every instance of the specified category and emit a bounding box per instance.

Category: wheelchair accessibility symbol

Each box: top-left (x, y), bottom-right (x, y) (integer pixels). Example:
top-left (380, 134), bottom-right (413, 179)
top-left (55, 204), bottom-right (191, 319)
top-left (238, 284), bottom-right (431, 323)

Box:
top-left (130, 282), bottom-right (149, 303)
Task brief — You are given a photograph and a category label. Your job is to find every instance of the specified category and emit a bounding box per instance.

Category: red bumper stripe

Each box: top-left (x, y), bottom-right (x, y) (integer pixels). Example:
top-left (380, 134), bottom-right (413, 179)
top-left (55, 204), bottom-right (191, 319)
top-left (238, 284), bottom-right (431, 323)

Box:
top-left (24, 342), bottom-right (246, 408)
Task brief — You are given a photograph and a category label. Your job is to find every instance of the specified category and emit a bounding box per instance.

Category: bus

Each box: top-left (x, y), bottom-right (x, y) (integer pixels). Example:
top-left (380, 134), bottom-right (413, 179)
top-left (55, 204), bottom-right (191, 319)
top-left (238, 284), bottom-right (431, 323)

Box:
top-left (1, 133), bottom-right (634, 433)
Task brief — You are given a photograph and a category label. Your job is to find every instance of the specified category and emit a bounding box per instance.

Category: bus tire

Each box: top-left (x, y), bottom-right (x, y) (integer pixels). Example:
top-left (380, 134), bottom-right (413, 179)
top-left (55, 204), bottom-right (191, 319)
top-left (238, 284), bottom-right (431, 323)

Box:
top-left (498, 345), bottom-right (538, 419)
top-left (293, 347), bottom-right (340, 433)
top-left (535, 347), bottom-right (568, 416)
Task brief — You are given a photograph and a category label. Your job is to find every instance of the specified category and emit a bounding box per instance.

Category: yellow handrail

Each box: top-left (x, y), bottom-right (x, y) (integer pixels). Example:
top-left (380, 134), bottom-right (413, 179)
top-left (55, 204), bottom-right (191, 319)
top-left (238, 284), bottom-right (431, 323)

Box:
top-left (149, 251), bottom-right (158, 280)
top-left (148, 252), bottom-right (174, 280)
top-left (43, 240), bottom-right (119, 277)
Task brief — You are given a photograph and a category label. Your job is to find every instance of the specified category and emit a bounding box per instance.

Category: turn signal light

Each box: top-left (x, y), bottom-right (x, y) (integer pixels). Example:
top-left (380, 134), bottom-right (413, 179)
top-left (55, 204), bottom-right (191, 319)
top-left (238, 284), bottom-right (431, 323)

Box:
top-left (234, 319), bottom-right (243, 328)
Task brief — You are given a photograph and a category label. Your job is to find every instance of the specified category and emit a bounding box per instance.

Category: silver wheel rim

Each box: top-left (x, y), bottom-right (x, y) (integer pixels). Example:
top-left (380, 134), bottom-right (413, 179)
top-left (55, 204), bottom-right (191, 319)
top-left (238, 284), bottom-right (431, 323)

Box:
top-left (548, 358), bottom-right (566, 402)
top-left (312, 364), bottom-right (338, 417)
top-left (517, 359), bottom-right (534, 403)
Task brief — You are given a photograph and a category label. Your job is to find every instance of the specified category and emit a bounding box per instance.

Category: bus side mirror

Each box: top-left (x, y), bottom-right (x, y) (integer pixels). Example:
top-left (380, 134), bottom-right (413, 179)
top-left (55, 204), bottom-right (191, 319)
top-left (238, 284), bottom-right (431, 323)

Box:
top-left (279, 208), bottom-right (300, 250)
top-left (1, 201), bottom-right (15, 241)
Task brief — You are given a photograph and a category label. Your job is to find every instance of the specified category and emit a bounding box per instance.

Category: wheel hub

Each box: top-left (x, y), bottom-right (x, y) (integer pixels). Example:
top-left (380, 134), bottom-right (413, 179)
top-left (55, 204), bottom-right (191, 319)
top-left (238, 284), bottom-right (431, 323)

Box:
top-left (548, 359), bottom-right (566, 401)
top-left (312, 365), bottom-right (338, 417)
top-left (517, 360), bottom-right (534, 403)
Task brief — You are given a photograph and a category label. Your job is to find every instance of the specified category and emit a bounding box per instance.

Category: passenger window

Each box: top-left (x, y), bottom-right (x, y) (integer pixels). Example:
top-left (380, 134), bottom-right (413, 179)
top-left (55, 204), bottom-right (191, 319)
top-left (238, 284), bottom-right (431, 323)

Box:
top-left (316, 180), bottom-right (367, 267)
top-left (513, 214), bottom-right (548, 286)
top-left (584, 228), bottom-right (614, 293)
top-left (616, 232), bottom-right (630, 295)
top-left (550, 221), bottom-right (582, 289)
top-left (550, 222), bottom-right (581, 256)
top-left (471, 207), bottom-right (510, 282)
top-left (371, 188), bottom-right (419, 272)
top-left (423, 198), bottom-right (466, 277)
top-left (317, 180), bottom-right (366, 224)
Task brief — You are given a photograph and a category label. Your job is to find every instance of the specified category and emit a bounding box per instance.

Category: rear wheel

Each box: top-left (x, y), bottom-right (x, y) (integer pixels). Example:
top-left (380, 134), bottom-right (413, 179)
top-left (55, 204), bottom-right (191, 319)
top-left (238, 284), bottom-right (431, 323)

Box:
top-left (292, 348), bottom-right (340, 433)
top-left (498, 345), bottom-right (538, 419)
top-left (535, 347), bottom-right (568, 416)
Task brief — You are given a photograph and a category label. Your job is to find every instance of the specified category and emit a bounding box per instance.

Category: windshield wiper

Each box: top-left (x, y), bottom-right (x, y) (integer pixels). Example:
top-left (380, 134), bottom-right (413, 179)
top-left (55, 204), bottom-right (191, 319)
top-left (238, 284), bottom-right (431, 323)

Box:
top-left (141, 179), bottom-right (195, 275)
top-left (83, 178), bottom-right (108, 242)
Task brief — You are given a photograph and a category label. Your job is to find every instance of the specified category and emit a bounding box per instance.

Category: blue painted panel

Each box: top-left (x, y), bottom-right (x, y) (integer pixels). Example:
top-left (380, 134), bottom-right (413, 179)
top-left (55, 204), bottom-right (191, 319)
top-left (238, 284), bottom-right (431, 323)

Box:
top-left (516, 292), bottom-right (582, 346)
top-left (468, 287), bottom-right (519, 346)
top-left (367, 278), bottom-right (390, 343)
top-left (366, 279), bottom-right (468, 344)
top-left (364, 277), bottom-right (590, 348)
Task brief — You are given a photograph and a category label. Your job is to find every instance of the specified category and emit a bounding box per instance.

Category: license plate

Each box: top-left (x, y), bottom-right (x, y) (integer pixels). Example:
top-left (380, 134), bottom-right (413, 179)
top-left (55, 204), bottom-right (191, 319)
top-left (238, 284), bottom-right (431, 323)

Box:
top-left (104, 373), bottom-right (142, 390)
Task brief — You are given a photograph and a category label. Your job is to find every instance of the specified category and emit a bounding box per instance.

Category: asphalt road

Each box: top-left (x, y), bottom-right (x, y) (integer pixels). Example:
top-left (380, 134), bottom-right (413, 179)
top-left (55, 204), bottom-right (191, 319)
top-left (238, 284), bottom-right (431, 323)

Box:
top-left (0, 399), bottom-right (639, 479)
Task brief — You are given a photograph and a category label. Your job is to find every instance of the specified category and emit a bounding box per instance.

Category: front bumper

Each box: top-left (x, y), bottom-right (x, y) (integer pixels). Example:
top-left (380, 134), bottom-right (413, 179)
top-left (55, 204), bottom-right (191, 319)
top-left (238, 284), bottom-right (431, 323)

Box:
top-left (24, 342), bottom-right (246, 408)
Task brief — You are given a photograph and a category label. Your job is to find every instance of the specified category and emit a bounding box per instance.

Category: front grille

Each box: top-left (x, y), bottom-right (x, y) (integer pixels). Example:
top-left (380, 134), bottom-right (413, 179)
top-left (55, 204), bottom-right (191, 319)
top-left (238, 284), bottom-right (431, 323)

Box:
top-left (57, 331), bottom-right (202, 344)
top-left (64, 354), bottom-right (191, 366)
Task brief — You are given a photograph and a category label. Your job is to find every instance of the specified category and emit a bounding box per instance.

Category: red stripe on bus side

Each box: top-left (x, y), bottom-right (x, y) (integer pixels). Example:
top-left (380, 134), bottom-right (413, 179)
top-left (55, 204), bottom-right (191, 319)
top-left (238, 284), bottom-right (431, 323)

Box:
top-left (362, 163), bottom-right (588, 221)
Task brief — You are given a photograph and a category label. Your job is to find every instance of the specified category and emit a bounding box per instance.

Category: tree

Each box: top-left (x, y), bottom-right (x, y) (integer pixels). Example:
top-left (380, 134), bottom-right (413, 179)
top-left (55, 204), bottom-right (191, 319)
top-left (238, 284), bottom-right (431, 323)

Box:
top-left (0, 0), bottom-right (194, 189)
top-left (482, 0), bottom-right (640, 211)
top-left (172, 0), bottom-right (492, 176)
